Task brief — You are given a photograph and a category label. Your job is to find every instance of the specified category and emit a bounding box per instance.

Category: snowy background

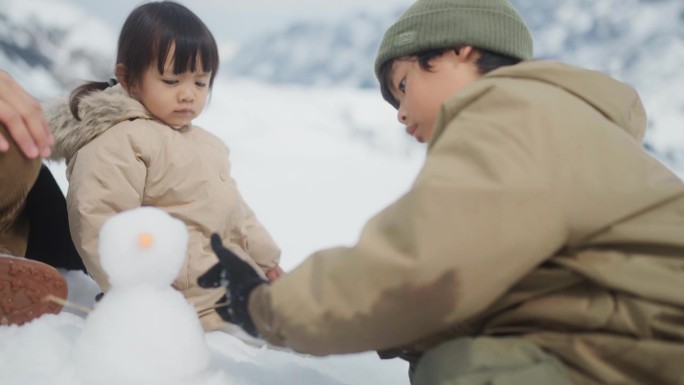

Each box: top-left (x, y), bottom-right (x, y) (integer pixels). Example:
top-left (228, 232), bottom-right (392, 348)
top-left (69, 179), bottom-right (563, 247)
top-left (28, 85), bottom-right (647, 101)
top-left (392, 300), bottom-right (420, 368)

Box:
top-left (0, 0), bottom-right (682, 384)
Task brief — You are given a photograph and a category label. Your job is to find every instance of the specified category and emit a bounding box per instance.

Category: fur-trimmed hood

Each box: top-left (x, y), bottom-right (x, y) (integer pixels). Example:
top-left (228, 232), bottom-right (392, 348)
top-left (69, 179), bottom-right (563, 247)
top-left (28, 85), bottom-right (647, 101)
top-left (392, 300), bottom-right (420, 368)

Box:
top-left (44, 85), bottom-right (154, 163)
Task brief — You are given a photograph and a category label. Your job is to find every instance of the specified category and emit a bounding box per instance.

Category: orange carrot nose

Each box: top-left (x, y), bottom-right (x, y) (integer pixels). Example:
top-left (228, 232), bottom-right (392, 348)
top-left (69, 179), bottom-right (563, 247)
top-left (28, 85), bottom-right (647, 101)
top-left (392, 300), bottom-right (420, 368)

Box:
top-left (138, 233), bottom-right (154, 249)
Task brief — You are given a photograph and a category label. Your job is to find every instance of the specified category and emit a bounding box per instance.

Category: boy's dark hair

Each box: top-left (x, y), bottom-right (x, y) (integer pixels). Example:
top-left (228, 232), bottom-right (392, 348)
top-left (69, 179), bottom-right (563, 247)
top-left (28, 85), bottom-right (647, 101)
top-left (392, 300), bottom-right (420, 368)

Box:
top-left (69, 1), bottom-right (219, 120)
top-left (378, 47), bottom-right (521, 109)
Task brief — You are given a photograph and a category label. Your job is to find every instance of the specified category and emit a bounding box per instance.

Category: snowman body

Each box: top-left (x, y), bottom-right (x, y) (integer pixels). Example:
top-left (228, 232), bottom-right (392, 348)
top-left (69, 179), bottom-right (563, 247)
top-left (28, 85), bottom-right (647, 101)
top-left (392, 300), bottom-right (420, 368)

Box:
top-left (73, 207), bottom-right (210, 384)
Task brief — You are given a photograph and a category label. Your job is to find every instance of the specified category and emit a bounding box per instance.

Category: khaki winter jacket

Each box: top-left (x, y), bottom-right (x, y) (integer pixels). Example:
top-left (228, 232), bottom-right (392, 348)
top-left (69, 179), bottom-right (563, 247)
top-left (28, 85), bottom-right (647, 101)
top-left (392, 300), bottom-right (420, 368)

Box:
top-left (0, 124), bottom-right (41, 257)
top-left (248, 61), bottom-right (684, 385)
top-left (45, 86), bottom-right (280, 330)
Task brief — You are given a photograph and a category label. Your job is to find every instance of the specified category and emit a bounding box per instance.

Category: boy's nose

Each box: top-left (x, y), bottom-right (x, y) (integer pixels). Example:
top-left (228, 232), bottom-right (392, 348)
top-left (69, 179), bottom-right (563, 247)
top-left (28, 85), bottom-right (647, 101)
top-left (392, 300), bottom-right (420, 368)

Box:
top-left (397, 111), bottom-right (407, 124)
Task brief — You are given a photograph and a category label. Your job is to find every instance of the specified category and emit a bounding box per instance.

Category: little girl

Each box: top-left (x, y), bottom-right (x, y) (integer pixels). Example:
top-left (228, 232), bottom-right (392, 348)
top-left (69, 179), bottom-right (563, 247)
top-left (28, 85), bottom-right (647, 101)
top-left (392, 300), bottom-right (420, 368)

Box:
top-left (45, 1), bottom-right (283, 336)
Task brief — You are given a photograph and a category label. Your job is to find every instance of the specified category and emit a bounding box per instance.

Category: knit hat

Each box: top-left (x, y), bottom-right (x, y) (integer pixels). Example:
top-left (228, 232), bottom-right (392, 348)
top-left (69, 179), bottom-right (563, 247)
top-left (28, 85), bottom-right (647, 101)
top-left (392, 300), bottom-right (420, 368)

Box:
top-left (375, 0), bottom-right (533, 107)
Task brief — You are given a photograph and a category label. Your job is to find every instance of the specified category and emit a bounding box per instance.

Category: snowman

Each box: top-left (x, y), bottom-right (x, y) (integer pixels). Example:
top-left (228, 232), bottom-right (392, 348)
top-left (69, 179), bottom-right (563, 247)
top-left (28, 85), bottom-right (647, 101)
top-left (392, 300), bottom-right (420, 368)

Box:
top-left (72, 207), bottom-right (212, 385)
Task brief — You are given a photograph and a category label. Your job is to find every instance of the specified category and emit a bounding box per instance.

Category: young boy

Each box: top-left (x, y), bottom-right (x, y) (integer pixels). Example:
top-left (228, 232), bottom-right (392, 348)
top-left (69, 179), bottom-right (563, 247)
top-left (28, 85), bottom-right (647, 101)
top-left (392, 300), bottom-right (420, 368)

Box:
top-left (203, 0), bottom-right (684, 383)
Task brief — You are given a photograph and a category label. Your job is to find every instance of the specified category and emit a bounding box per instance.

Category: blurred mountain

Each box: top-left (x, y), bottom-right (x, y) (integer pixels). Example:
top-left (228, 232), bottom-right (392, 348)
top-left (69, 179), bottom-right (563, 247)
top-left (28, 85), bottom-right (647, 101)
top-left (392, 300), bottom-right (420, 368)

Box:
top-left (225, 9), bottom-right (402, 88)
top-left (0, 0), bottom-right (681, 171)
top-left (225, 0), bottom-right (683, 170)
top-left (0, 0), bottom-right (115, 99)
top-left (226, 0), bottom-right (682, 88)
top-left (515, 0), bottom-right (684, 169)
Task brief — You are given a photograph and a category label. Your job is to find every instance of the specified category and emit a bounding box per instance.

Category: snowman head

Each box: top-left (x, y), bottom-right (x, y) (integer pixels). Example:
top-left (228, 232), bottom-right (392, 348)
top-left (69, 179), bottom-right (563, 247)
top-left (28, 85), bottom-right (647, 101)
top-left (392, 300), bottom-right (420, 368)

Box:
top-left (98, 207), bottom-right (188, 288)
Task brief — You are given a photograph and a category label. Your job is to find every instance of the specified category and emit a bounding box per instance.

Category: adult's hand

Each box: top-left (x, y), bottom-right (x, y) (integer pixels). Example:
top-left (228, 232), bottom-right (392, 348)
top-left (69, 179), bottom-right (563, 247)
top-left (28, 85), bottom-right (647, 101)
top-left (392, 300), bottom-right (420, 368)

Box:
top-left (0, 71), bottom-right (53, 158)
top-left (197, 233), bottom-right (268, 337)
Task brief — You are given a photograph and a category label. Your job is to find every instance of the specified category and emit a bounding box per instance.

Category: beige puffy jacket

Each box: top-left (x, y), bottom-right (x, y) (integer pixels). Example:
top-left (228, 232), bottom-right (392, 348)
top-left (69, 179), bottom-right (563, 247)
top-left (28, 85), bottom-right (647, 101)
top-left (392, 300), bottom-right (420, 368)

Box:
top-left (46, 86), bottom-right (280, 330)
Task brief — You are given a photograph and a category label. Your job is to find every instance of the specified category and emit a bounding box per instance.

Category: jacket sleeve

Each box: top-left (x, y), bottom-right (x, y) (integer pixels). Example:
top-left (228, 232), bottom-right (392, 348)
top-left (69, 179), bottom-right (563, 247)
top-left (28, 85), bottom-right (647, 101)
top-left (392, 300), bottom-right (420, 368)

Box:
top-left (66, 125), bottom-right (150, 291)
top-left (248, 88), bottom-right (569, 355)
top-left (238, 192), bottom-right (281, 271)
top-left (222, 146), bottom-right (280, 272)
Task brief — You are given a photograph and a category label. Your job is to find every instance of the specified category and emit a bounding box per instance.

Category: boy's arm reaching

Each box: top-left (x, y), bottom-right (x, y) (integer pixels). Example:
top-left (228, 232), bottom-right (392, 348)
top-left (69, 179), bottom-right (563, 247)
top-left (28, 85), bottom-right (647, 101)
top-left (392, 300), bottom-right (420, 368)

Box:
top-left (197, 234), bottom-right (268, 337)
top-left (203, 89), bottom-right (569, 355)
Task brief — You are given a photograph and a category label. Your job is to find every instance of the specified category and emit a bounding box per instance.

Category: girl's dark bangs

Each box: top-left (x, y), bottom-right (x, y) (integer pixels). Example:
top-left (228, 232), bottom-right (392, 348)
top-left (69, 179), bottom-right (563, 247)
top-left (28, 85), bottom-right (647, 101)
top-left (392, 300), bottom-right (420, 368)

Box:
top-left (163, 34), bottom-right (217, 75)
top-left (155, 33), bottom-right (173, 74)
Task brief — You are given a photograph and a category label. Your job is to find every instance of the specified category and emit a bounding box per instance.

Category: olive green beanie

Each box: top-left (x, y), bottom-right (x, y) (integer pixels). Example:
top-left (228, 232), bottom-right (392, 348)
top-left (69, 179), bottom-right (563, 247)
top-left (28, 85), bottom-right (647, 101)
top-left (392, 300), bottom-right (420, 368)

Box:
top-left (375, 0), bottom-right (533, 107)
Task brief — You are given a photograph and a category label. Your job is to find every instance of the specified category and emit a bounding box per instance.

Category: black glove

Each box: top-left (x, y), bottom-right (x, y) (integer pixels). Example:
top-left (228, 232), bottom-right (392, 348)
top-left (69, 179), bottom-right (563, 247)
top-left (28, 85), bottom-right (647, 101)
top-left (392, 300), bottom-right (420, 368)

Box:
top-left (197, 233), bottom-right (268, 337)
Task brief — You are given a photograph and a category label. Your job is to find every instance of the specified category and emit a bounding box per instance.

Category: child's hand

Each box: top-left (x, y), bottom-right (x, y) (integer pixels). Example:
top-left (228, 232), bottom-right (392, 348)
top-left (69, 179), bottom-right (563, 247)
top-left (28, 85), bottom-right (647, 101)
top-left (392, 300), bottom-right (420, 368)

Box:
top-left (197, 234), bottom-right (267, 337)
top-left (266, 265), bottom-right (284, 282)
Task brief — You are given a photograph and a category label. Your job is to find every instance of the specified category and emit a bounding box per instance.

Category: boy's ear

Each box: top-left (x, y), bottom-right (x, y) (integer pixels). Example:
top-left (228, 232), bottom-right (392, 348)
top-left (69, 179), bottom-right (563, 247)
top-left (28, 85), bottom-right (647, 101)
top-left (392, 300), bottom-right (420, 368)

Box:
top-left (455, 46), bottom-right (478, 63)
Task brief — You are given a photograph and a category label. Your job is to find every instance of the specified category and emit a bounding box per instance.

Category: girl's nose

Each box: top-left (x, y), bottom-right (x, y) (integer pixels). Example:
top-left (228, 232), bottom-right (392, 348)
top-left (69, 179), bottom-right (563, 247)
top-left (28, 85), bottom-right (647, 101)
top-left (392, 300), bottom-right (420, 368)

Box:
top-left (180, 86), bottom-right (195, 103)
